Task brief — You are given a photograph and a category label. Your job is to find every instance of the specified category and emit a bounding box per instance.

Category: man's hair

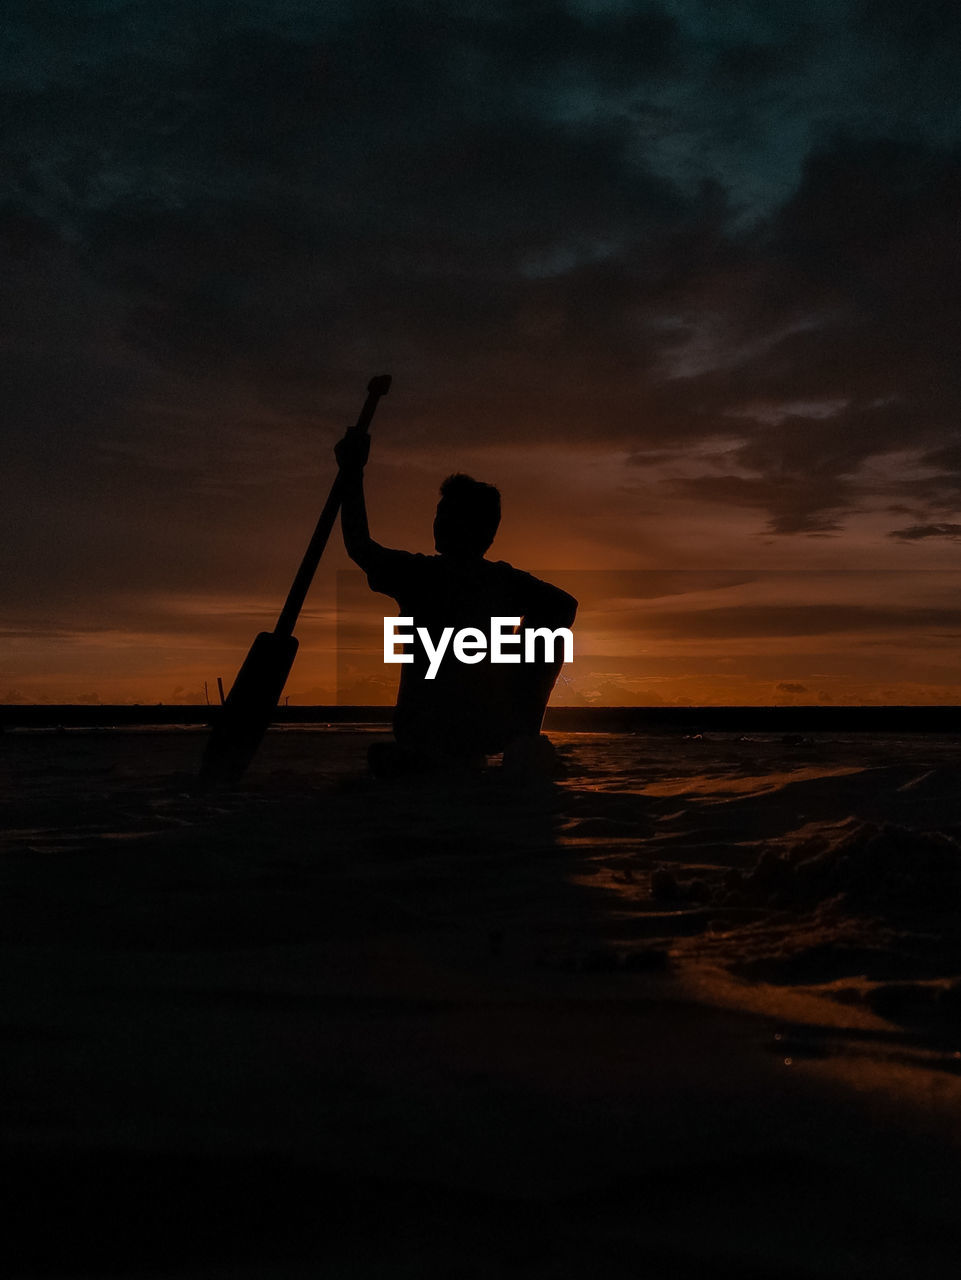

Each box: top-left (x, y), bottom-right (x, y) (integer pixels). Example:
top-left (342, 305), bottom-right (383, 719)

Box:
top-left (435, 473), bottom-right (501, 556)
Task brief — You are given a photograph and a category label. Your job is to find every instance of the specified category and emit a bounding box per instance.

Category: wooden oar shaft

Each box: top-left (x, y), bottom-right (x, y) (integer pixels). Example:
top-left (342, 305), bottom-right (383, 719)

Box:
top-left (274, 376), bottom-right (390, 638)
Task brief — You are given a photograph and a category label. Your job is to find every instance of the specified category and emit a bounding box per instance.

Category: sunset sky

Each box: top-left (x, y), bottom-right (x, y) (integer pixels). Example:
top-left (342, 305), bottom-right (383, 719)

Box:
top-left (4, 1), bottom-right (961, 705)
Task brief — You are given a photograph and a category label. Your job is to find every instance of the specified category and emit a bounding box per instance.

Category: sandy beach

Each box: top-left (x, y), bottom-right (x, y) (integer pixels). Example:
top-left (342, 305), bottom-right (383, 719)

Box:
top-left (2, 724), bottom-right (961, 1277)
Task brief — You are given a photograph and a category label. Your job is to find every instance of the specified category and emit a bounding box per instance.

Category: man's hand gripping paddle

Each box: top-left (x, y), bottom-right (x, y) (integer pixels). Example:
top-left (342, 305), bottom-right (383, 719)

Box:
top-left (198, 375), bottom-right (391, 787)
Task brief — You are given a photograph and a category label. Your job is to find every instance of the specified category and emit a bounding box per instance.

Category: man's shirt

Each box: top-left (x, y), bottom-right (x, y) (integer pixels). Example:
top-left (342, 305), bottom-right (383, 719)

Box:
top-left (364, 545), bottom-right (576, 753)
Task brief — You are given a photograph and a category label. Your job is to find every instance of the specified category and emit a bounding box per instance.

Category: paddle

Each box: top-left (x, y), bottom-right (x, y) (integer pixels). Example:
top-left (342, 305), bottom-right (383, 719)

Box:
top-left (198, 374), bottom-right (392, 787)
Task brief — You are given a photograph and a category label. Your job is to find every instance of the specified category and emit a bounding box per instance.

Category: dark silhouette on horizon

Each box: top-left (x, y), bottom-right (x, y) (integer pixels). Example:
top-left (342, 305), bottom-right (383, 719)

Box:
top-left (335, 431), bottom-right (577, 774)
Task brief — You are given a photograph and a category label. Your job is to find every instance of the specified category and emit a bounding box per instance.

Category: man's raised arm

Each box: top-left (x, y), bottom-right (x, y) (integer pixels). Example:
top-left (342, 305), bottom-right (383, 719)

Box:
top-left (334, 430), bottom-right (378, 570)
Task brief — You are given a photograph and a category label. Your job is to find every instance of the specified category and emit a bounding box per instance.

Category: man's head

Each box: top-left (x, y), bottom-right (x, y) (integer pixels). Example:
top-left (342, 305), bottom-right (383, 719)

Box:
top-left (433, 473), bottom-right (501, 558)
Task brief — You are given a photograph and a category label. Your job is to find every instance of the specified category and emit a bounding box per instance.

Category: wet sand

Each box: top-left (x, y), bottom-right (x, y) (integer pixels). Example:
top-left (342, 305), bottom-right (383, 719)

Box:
top-left (2, 726), bottom-right (960, 1277)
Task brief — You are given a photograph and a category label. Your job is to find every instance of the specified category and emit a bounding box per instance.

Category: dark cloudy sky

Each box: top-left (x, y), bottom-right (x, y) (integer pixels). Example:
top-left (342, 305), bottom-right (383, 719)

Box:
top-left (4, 0), bottom-right (961, 704)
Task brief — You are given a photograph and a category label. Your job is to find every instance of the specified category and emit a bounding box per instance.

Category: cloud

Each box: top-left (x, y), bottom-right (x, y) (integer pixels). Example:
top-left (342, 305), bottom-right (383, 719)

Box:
top-left (888, 523), bottom-right (961, 541)
top-left (775, 681), bottom-right (808, 694)
top-left (641, 604), bottom-right (961, 640)
top-left (665, 472), bottom-right (848, 535)
top-left (5, 1), bottom-right (961, 698)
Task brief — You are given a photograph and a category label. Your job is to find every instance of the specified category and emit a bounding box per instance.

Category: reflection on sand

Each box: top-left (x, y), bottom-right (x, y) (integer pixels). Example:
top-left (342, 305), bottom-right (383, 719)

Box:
top-left (2, 726), bottom-right (961, 1275)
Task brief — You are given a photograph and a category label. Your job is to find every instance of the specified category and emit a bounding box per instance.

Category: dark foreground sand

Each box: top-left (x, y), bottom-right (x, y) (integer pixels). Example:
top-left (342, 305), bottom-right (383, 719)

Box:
top-left (2, 726), bottom-right (960, 1277)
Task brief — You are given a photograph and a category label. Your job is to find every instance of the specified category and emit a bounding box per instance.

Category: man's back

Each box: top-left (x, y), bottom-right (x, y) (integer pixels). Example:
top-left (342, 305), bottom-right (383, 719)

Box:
top-left (365, 547), bottom-right (576, 759)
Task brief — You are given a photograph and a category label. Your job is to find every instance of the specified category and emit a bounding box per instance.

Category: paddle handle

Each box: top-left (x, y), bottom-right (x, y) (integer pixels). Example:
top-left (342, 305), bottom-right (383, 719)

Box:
top-left (274, 375), bottom-right (391, 638)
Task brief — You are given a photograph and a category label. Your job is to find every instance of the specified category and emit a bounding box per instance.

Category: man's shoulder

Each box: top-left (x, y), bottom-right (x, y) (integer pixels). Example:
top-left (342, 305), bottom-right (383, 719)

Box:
top-left (486, 560), bottom-right (578, 621)
top-left (485, 557), bottom-right (525, 577)
top-left (365, 545), bottom-right (434, 596)
top-left (485, 559), bottom-right (547, 587)
top-left (366, 545), bottom-right (434, 570)
top-left (367, 545), bottom-right (426, 561)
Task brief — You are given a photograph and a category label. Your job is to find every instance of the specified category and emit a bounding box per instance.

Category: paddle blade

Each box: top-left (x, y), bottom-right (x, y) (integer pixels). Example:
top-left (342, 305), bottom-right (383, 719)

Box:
top-left (198, 631), bottom-right (299, 788)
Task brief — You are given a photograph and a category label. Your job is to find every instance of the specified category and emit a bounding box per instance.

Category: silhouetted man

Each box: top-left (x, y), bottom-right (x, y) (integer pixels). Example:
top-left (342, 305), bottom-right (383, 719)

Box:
top-left (335, 430), bottom-right (576, 773)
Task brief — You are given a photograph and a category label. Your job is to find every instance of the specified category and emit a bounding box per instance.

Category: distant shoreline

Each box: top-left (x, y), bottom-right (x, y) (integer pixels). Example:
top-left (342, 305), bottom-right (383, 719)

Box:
top-left (3, 704), bottom-right (960, 734)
